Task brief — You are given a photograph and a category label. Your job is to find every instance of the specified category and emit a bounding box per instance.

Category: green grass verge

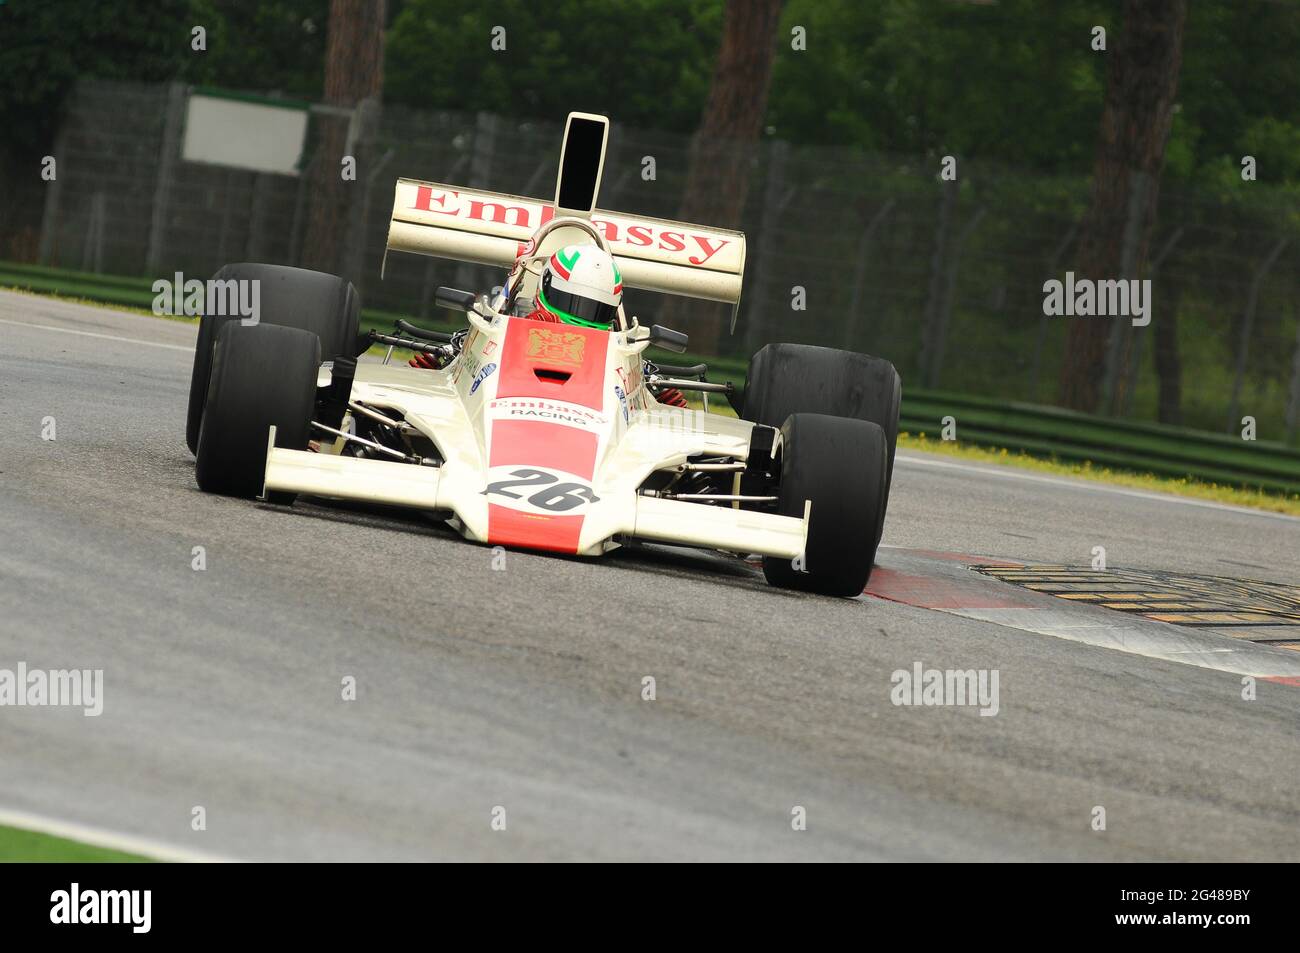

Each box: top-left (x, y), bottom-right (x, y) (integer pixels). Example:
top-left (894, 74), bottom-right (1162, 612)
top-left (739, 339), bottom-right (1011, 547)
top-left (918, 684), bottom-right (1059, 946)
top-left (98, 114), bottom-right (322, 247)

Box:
top-left (898, 431), bottom-right (1300, 517)
top-left (1, 285), bottom-right (163, 320)
top-left (0, 263), bottom-right (158, 311)
top-left (0, 824), bottom-right (154, 863)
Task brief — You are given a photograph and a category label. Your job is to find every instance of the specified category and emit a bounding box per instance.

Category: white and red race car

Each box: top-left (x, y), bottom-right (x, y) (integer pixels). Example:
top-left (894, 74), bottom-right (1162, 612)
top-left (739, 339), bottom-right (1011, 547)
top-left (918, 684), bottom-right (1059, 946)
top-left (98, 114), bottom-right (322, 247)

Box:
top-left (185, 114), bottom-right (901, 595)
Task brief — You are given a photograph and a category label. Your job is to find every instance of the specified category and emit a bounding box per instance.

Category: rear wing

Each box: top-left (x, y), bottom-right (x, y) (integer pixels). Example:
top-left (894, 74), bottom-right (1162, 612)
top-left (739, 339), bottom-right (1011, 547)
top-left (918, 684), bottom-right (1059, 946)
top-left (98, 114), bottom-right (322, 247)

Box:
top-left (384, 180), bottom-right (746, 307)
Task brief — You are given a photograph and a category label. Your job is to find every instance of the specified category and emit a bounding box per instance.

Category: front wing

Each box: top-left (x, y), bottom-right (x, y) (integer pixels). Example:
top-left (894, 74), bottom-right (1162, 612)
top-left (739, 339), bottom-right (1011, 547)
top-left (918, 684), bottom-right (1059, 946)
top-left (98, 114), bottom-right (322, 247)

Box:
top-left (262, 428), bottom-right (808, 560)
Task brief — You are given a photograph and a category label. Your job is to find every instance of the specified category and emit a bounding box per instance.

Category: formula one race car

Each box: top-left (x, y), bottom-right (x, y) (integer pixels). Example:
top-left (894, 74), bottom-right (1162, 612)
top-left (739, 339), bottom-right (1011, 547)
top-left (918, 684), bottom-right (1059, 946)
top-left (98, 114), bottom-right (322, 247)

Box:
top-left (185, 113), bottom-right (901, 596)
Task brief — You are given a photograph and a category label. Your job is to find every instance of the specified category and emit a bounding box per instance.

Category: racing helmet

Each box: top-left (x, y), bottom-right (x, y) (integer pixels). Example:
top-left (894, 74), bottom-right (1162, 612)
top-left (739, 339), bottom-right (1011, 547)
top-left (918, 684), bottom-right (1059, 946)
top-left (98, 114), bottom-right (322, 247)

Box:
top-left (536, 243), bottom-right (622, 329)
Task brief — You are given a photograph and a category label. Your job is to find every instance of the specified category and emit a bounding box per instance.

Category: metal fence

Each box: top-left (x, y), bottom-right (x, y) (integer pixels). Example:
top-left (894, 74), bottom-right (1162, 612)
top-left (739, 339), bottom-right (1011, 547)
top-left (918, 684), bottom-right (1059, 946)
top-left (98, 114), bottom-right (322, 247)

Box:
top-left (21, 78), bottom-right (1300, 442)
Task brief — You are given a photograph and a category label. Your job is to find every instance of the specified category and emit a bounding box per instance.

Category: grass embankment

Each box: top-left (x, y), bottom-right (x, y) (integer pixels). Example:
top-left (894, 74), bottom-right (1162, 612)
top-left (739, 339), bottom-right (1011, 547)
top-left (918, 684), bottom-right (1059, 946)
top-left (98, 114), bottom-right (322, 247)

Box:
top-left (897, 431), bottom-right (1300, 516)
top-left (0, 824), bottom-right (153, 863)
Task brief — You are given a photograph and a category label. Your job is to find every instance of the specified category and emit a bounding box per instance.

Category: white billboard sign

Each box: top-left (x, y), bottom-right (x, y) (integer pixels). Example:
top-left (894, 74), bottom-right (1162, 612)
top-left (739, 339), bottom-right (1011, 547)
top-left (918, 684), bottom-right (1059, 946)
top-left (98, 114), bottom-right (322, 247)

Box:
top-left (181, 92), bottom-right (309, 176)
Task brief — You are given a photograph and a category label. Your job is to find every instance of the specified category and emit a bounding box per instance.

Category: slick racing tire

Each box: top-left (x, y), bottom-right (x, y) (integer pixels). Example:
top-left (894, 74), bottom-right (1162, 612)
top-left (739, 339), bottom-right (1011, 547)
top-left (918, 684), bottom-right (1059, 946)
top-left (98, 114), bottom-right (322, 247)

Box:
top-left (186, 263), bottom-right (360, 454)
top-left (763, 413), bottom-right (888, 598)
top-left (742, 343), bottom-right (900, 540)
top-left (195, 323), bottom-right (319, 501)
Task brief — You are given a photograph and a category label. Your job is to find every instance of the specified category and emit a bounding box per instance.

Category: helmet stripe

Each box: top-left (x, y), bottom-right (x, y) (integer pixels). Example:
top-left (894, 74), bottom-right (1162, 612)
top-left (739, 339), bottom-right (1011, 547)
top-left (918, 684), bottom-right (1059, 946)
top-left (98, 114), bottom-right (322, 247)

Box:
top-left (550, 246), bottom-right (580, 281)
top-left (549, 253), bottom-right (572, 281)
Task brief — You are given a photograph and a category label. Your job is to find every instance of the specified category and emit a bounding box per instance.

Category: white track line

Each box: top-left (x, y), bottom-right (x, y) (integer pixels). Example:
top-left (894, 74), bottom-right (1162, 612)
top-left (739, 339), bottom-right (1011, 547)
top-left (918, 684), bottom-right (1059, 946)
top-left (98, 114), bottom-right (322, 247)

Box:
top-left (943, 607), bottom-right (1300, 679)
top-left (896, 452), bottom-right (1300, 523)
top-left (0, 317), bottom-right (193, 353)
top-left (0, 806), bottom-right (237, 863)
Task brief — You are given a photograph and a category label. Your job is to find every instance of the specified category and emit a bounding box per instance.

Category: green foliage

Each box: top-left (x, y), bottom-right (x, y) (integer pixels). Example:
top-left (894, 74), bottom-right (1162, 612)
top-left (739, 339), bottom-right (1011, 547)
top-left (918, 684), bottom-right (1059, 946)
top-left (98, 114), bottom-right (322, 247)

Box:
top-left (384, 0), bottom-right (722, 132)
top-left (0, 0), bottom-right (193, 154)
top-left (1174, 0), bottom-right (1300, 187)
top-left (0, 0), bottom-right (327, 158)
top-left (761, 0), bottom-right (1300, 190)
top-left (184, 0), bottom-right (330, 100)
top-left (4, 0), bottom-right (1298, 188)
top-left (767, 0), bottom-right (1116, 174)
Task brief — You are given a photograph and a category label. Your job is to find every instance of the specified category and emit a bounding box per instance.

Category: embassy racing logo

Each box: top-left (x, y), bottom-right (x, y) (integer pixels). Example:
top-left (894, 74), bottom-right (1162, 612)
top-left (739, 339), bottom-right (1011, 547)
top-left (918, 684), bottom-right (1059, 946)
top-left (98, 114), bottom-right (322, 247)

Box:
top-left (489, 397), bottom-right (608, 429)
top-left (406, 185), bottom-right (735, 267)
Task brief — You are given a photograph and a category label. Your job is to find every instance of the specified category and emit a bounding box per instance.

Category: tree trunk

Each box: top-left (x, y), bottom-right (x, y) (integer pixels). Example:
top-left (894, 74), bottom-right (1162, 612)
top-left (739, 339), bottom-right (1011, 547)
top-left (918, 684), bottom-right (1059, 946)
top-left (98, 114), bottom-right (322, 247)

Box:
top-left (1059, 0), bottom-right (1186, 412)
top-left (1152, 277), bottom-right (1183, 425)
top-left (300, 0), bottom-right (386, 277)
top-left (665, 0), bottom-right (784, 350)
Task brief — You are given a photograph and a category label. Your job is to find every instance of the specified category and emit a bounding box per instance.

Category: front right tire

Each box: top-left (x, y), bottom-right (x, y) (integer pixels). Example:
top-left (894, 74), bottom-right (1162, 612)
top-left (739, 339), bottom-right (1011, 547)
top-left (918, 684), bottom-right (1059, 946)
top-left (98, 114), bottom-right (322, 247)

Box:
top-left (762, 413), bottom-right (888, 597)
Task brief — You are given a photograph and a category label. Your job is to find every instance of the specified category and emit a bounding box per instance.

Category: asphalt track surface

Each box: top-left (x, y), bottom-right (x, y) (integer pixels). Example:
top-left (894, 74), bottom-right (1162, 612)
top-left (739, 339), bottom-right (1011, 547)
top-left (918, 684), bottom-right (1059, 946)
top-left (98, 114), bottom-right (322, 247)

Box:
top-left (2, 290), bottom-right (1298, 861)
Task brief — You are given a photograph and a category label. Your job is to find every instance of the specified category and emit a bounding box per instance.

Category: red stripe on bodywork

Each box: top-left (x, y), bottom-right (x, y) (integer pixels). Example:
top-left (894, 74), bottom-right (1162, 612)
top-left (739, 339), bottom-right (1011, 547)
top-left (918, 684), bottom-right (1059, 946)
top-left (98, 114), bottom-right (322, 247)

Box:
top-left (487, 504), bottom-right (584, 554)
top-left (495, 318), bottom-right (608, 411)
top-left (489, 419), bottom-right (597, 479)
top-left (486, 318), bottom-right (611, 552)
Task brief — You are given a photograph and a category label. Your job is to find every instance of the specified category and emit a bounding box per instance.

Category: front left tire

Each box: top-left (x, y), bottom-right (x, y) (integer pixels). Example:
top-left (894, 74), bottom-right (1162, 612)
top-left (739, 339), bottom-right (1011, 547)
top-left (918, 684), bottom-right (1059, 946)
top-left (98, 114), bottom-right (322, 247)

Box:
top-left (195, 322), bottom-right (319, 500)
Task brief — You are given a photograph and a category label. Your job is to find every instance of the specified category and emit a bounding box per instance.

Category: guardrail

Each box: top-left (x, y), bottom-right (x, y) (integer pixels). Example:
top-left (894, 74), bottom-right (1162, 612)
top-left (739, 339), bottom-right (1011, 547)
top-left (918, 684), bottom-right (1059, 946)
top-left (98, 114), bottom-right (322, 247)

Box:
top-left (660, 356), bottom-right (1300, 495)
top-left (4, 260), bottom-right (1297, 495)
top-left (898, 391), bottom-right (1300, 496)
top-left (0, 261), bottom-right (457, 338)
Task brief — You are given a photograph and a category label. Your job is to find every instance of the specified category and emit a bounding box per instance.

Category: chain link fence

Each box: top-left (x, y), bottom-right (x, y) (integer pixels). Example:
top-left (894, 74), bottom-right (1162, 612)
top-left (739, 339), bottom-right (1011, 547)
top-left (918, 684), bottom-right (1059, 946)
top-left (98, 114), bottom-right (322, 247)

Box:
top-left (20, 78), bottom-right (1300, 442)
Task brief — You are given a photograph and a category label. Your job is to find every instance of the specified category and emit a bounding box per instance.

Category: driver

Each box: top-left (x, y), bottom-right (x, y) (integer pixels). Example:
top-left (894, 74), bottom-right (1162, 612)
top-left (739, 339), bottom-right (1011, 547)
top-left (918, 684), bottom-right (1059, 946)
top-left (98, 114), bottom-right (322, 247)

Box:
top-left (413, 242), bottom-right (687, 407)
top-left (525, 243), bottom-right (621, 328)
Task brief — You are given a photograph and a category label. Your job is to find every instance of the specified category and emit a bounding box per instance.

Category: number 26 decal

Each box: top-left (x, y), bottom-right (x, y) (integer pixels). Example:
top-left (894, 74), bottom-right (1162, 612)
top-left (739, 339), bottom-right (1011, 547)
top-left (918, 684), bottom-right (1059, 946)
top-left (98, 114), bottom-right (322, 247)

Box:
top-left (483, 468), bottom-right (600, 512)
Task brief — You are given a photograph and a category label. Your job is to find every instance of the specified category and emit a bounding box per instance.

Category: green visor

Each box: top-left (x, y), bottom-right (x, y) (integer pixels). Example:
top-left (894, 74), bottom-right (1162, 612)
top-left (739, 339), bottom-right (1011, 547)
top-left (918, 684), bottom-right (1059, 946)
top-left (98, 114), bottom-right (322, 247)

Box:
top-left (540, 272), bottom-right (617, 328)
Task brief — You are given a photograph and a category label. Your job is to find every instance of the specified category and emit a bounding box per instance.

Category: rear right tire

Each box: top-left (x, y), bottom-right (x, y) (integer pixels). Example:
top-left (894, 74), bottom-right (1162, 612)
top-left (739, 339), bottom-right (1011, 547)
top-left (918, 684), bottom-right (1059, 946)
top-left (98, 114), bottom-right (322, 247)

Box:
top-left (743, 342), bottom-right (900, 544)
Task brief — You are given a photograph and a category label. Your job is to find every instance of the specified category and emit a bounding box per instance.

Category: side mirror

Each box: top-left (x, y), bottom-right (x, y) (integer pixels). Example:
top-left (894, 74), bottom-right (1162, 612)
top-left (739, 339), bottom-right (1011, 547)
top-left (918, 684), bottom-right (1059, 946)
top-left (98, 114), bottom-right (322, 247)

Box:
top-left (649, 324), bottom-right (689, 353)
top-left (434, 286), bottom-right (476, 311)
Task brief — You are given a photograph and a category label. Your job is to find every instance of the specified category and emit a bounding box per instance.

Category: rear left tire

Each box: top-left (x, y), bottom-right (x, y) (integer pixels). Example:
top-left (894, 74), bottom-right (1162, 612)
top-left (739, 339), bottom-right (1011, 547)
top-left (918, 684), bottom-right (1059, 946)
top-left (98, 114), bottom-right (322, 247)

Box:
top-left (186, 263), bottom-right (360, 454)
